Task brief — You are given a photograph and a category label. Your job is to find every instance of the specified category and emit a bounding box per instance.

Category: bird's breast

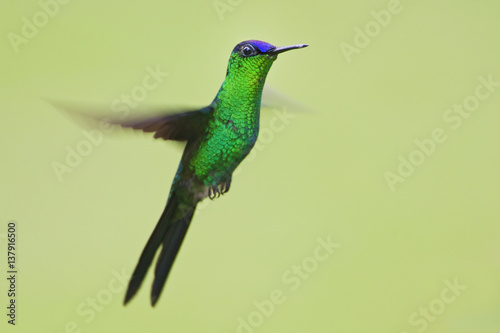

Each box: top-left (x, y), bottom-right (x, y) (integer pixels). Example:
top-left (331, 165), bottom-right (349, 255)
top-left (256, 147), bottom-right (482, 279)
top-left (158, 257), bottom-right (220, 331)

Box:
top-left (189, 118), bottom-right (259, 186)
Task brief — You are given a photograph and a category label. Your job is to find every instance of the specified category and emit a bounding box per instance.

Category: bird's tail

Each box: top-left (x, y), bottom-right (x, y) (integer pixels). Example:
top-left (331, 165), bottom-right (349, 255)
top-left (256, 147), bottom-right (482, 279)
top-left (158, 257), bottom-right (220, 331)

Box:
top-left (124, 188), bottom-right (197, 306)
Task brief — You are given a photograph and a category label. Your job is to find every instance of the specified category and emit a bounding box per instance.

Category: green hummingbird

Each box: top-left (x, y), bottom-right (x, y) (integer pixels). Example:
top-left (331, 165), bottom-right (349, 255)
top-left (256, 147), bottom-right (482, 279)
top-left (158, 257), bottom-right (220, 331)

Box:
top-left (115, 40), bottom-right (308, 306)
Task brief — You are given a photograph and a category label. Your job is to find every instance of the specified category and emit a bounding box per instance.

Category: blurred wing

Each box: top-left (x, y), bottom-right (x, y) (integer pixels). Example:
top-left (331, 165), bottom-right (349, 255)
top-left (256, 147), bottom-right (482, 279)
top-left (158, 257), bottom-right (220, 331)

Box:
top-left (46, 98), bottom-right (213, 142)
top-left (261, 85), bottom-right (314, 113)
top-left (113, 106), bottom-right (213, 141)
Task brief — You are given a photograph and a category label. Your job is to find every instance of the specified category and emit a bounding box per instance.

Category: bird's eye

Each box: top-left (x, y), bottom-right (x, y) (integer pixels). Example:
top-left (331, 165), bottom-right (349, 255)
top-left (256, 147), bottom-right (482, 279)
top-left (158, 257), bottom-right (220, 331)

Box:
top-left (241, 45), bottom-right (256, 57)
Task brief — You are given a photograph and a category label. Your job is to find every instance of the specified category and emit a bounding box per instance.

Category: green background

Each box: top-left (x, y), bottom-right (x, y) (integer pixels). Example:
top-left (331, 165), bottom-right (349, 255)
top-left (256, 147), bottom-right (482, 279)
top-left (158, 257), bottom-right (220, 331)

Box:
top-left (2, 0), bottom-right (500, 332)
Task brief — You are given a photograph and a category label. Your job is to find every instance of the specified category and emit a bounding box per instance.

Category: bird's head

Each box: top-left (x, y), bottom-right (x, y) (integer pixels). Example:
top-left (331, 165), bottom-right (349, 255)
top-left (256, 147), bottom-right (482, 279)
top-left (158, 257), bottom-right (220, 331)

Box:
top-left (225, 40), bottom-right (308, 80)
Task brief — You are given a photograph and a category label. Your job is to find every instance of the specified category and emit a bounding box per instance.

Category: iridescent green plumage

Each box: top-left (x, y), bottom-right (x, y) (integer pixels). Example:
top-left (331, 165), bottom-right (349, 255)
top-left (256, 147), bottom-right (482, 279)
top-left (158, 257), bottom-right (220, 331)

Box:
top-left (191, 50), bottom-right (275, 189)
top-left (118, 40), bottom-right (308, 306)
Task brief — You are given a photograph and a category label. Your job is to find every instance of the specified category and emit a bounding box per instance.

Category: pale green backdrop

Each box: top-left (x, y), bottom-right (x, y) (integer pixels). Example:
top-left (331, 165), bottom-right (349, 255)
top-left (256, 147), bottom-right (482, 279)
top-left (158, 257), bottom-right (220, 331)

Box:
top-left (1, 1), bottom-right (500, 332)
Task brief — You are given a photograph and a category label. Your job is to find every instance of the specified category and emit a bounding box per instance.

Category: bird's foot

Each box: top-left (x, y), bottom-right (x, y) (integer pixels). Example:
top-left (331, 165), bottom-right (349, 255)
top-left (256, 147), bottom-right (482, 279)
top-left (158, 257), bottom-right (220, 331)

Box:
top-left (208, 180), bottom-right (231, 200)
top-left (208, 186), bottom-right (220, 199)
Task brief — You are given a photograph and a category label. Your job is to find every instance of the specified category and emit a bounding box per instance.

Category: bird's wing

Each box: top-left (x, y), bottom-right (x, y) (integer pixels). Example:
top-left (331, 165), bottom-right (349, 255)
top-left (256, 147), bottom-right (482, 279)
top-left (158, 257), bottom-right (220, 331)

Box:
top-left (47, 99), bottom-right (214, 142)
top-left (261, 86), bottom-right (314, 113)
top-left (111, 106), bottom-right (213, 141)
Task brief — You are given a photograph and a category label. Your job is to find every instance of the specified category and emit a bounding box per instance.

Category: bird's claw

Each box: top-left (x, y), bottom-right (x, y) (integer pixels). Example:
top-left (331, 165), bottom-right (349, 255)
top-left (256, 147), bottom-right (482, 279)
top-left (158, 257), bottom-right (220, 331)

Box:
top-left (208, 186), bottom-right (220, 199)
top-left (208, 180), bottom-right (231, 200)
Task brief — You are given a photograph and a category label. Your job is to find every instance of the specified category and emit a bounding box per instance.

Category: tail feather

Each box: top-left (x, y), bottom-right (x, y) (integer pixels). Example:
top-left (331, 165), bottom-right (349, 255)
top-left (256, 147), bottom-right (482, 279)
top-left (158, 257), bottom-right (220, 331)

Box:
top-left (151, 207), bottom-right (194, 306)
top-left (124, 190), bottom-right (196, 306)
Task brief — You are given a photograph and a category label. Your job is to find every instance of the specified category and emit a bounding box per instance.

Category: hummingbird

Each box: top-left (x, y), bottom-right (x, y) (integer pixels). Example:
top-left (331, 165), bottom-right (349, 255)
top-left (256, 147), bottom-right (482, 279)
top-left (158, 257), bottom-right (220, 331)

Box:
top-left (112, 40), bottom-right (308, 306)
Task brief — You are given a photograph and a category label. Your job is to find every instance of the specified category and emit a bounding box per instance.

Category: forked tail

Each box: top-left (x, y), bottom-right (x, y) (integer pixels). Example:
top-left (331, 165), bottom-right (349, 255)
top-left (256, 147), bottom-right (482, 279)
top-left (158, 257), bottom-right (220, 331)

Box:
top-left (124, 189), bottom-right (196, 306)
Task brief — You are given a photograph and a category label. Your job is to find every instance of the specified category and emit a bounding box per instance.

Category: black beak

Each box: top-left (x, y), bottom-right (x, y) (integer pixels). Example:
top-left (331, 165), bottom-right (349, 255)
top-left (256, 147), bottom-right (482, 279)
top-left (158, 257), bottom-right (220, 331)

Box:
top-left (267, 44), bottom-right (308, 55)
